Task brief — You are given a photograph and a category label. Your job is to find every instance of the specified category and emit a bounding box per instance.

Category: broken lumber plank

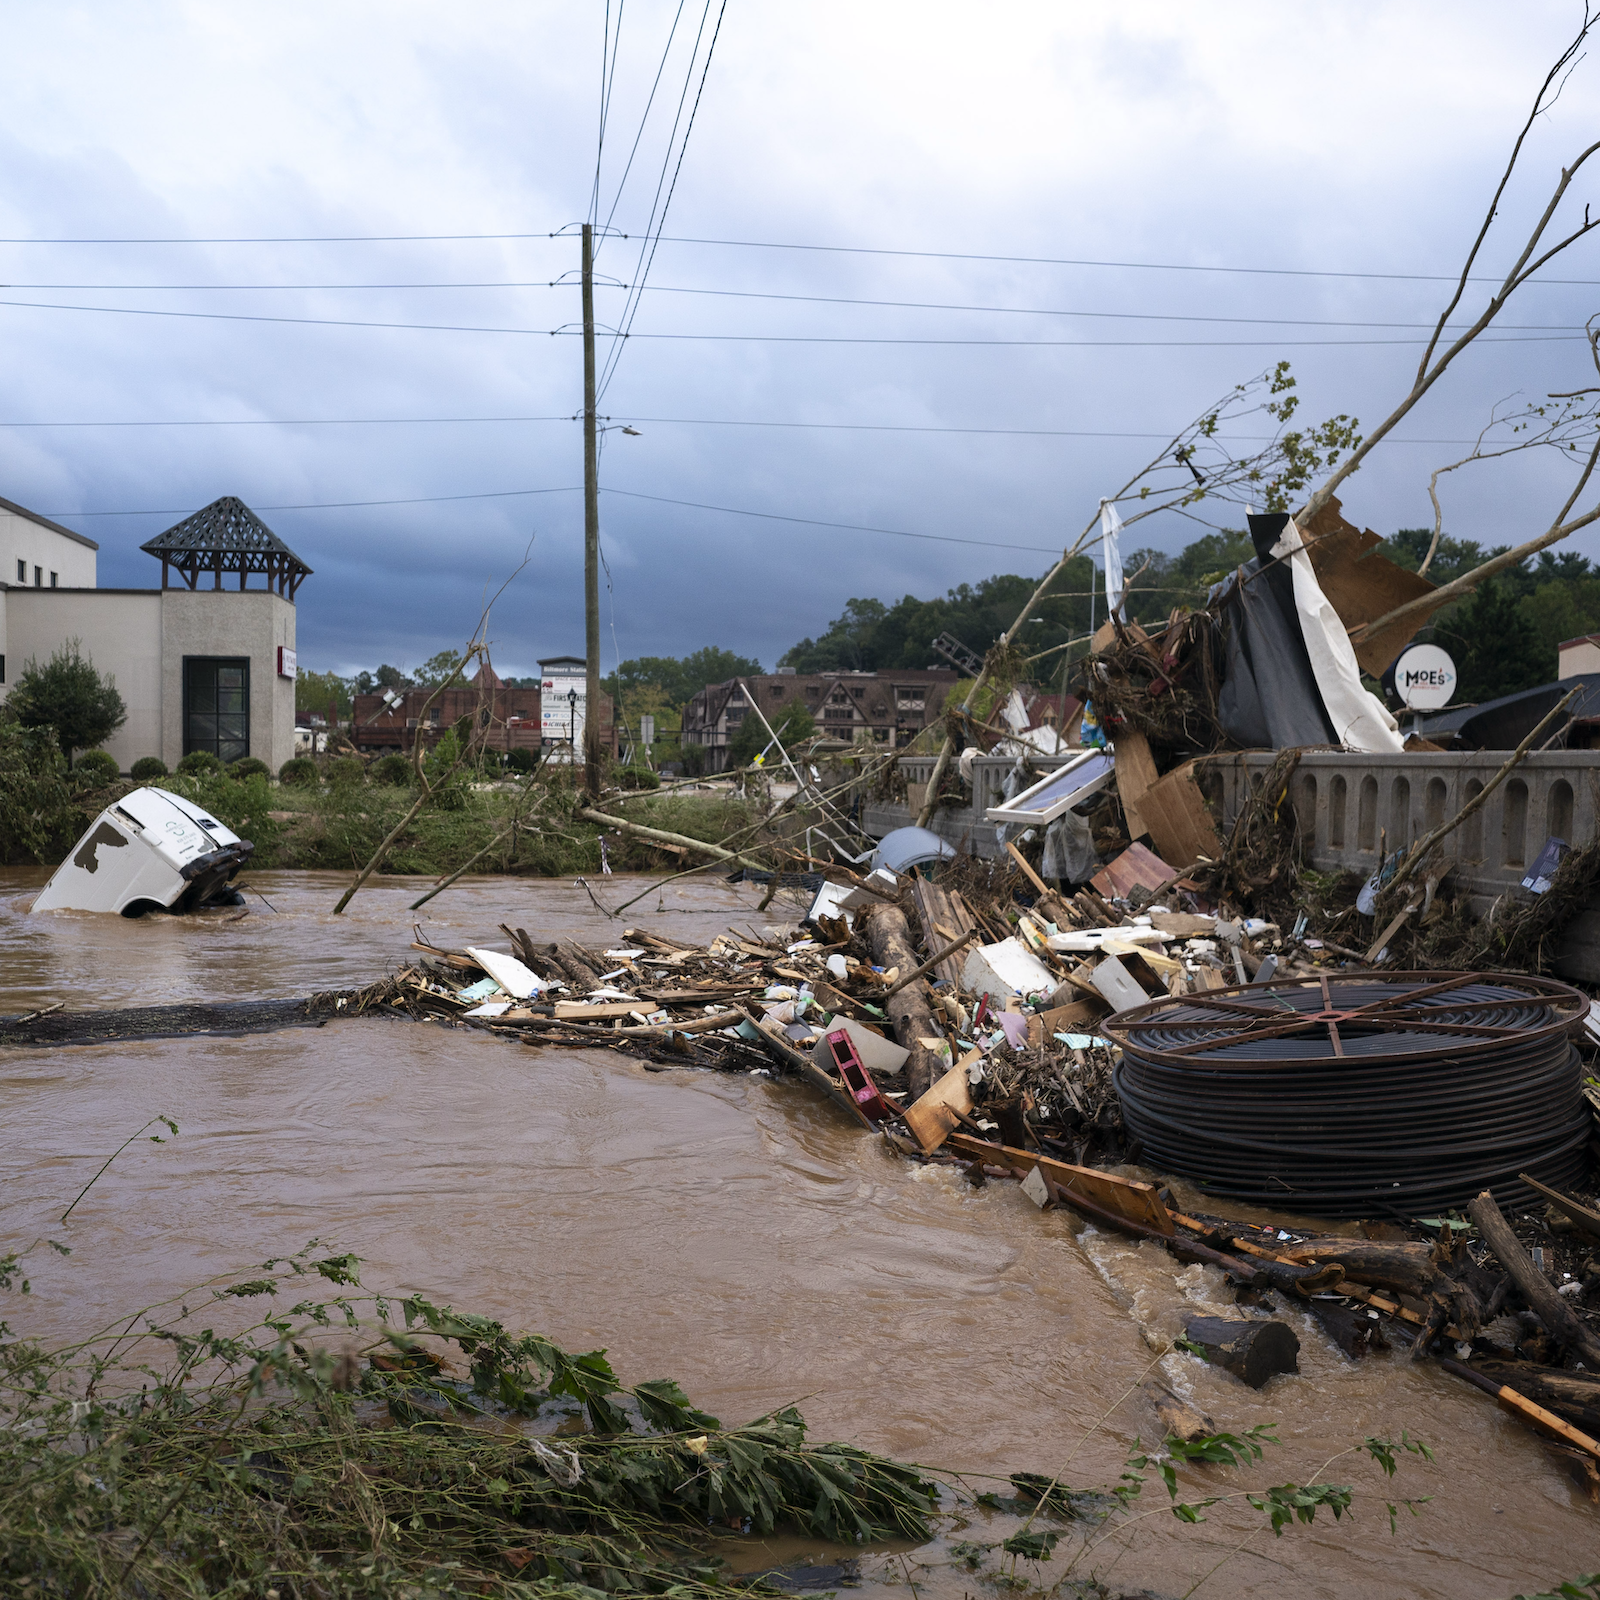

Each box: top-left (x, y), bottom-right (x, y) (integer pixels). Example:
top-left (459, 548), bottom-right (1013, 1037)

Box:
top-left (944, 1130), bottom-right (1174, 1235)
top-left (1437, 1356), bottom-right (1600, 1463)
top-left (1518, 1172), bottom-right (1600, 1248)
top-left (911, 877), bottom-right (980, 989)
top-left (1005, 840), bottom-right (1051, 897)
top-left (902, 1058), bottom-right (977, 1152)
top-left (1111, 727), bottom-right (1159, 840)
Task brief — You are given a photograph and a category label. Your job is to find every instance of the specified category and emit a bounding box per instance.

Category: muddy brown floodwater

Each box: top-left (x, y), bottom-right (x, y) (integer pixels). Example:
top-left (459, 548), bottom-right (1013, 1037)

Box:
top-left (2, 867), bottom-right (1596, 1595)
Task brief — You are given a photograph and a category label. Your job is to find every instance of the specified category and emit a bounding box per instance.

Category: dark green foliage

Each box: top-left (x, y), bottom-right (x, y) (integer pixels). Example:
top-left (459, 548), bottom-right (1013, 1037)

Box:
top-left (8, 639), bottom-right (127, 764)
top-left (1434, 578), bottom-right (1547, 702)
top-left (727, 699), bottom-right (816, 767)
top-left (506, 746), bottom-right (538, 774)
top-left (228, 756), bottom-right (270, 779)
top-left (326, 754), bottom-right (365, 787)
top-left (72, 749), bottom-right (119, 785)
top-left (176, 750), bottom-right (223, 776)
top-left (294, 668), bottom-right (352, 719)
top-left (1383, 528), bottom-right (1497, 586)
top-left (423, 729), bottom-right (470, 810)
top-left (0, 715), bottom-right (76, 862)
top-left (129, 755), bottom-right (168, 781)
top-left (371, 752), bottom-right (415, 786)
top-left (616, 764), bottom-right (661, 789)
top-left (279, 756), bottom-right (320, 787)
top-left (604, 647), bottom-right (765, 709)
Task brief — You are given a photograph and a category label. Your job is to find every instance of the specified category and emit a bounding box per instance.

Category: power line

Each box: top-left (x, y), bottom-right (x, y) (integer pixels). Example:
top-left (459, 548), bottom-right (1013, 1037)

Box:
top-left (0, 296), bottom-right (1584, 347)
top-left (2, 278), bottom-right (1584, 331)
top-left (0, 412), bottom-right (1506, 445)
top-left (599, 0), bottom-right (689, 245)
top-left (597, 0), bottom-right (727, 399)
top-left (5, 227), bottom-right (1600, 289)
top-left (36, 480), bottom-right (1067, 552)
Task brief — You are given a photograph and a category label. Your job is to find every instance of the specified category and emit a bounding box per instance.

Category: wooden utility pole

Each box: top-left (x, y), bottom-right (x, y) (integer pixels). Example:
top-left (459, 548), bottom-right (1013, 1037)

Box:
top-left (581, 222), bottom-right (603, 800)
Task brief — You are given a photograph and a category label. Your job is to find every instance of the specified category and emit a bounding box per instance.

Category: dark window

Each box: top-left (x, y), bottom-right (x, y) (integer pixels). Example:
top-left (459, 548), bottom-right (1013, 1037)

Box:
top-left (14, 560), bottom-right (23, 583)
top-left (48, 572), bottom-right (57, 588)
top-left (184, 656), bottom-right (250, 764)
top-left (0, 655), bottom-right (6, 684)
top-left (33, 567), bottom-right (41, 587)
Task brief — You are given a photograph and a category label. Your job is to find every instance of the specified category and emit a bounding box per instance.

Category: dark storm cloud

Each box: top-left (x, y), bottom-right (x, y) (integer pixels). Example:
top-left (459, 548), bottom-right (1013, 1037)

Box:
top-left (2, 2), bottom-right (1599, 678)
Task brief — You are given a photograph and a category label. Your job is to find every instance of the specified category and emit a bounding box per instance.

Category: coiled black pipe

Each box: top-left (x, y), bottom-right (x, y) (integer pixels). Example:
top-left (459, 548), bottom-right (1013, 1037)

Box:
top-left (1107, 972), bottom-right (1590, 1218)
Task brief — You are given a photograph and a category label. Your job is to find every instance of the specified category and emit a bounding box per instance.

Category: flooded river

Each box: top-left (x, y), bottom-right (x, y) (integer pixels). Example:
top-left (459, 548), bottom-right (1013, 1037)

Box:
top-left (1, 869), bottom-right (1594, 1595)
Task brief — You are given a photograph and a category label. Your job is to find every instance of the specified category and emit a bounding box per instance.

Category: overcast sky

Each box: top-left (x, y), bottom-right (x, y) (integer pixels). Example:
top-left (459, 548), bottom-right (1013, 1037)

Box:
top-left (4, 2), bottom-right (1600, 679)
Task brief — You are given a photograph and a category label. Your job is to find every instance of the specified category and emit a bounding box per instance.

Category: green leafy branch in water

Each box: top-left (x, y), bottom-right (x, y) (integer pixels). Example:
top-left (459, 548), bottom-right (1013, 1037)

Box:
top-left (59, 1113), bottom-right (178, 1222)
top-left (0, 1243), bottom-right (942, 1599)
top-left (1514, 1578), bottom-right (1600, 1600)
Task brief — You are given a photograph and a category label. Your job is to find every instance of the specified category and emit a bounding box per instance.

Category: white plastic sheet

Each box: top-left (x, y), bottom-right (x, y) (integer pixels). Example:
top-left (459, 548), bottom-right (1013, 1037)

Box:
top-left (1100, 499), bottom-right (1125, 617)
top-left (1270, 520), bottom-right (1404, 753)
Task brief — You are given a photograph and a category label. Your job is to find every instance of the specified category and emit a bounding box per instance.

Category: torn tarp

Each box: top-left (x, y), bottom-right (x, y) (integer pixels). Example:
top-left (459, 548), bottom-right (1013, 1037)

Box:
top-left (1214, 514), bottom-right (1335, 749)
top-left (1214, 512), bottom-right (1403, 754)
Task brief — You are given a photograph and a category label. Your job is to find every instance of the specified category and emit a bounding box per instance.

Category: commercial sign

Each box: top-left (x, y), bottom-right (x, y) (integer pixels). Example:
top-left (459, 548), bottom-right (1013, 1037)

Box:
top-left (277, 646), bottom-right (297, 679)
top-left (1391, 643), bottom-right (1456, 710)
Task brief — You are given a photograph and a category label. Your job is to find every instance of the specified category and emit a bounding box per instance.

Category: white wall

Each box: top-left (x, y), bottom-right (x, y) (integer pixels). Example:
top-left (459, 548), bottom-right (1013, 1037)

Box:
top-left (0, 589), bottom-right (161, 770)
top-left (0, 501), bottom-right (98, 595)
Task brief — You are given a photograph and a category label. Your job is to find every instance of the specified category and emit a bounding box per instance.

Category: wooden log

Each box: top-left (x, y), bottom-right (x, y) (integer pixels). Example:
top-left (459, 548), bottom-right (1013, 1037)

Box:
top-left (1278, 1238), bottom-right (1445, 1298)
top-left (865, 903), bottom-right (946, 1099)
top-left (1183, 1316), bottom-right (1300, 1389)
top-left (1306, 1296), bottom-right (1390, 1359)
top-left (1467, 1190), bottom-right (1600, 1369)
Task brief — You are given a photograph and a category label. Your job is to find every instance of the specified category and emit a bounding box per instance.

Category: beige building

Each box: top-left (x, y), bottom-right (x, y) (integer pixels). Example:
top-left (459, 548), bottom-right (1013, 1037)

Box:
top-left (0, 494), bottom-right (306, 773)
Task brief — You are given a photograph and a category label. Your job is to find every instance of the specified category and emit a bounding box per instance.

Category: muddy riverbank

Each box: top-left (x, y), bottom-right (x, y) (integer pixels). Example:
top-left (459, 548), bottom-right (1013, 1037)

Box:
top-left (2, 870), bottom-right (1594, 1596)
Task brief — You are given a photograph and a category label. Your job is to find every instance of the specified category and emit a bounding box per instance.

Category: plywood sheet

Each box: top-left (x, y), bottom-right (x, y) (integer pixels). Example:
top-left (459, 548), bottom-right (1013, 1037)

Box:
top-left (1299, 495), bottom-right (1444, 677)
top-left (1139, 761), bottom-right (1224, 868)
top-left (1111, 729), bottom-right (1159, 839)
top-left (944, 1131), bottom-right (1174, 1235)
top-left (902, 1057), bottom-right (977, 1152)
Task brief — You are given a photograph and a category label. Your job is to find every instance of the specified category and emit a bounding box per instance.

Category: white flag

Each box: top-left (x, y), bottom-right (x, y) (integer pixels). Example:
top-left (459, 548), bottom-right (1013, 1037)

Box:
top-left (1100, 499), bottom-right (1125, 618)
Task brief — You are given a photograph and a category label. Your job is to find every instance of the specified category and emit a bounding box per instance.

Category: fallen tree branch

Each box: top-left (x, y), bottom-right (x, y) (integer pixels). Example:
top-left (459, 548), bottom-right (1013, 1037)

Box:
top-left (578, 807), bottom-right (771, 872)
top-left (878, 929), bottom-right (980, 1001)
top-left (1467, 1188), bottom-right (1600, 1369)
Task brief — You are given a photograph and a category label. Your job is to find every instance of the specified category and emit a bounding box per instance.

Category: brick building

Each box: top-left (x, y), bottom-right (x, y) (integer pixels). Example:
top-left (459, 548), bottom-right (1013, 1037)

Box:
top-left (681, 668), bottom-right (957, 772)
top-left (350, 663), bottom-right (545, 757)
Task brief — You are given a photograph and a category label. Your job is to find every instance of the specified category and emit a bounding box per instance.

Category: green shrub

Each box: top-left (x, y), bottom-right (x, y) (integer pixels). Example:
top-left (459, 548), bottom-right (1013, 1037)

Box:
top-left (423, 730), bottom-right (469, 810)
top-left (130, 756), bottom-right (168, 781)
top-left (176, 751), bottom-right (223, 776)
top-left (279, 756), bottom-right (320, 787)
top-left (370, 753), bottom-right (414, 787)
top-left (73, 750), bottom-right (120, 785)
top-left (505, 746), bottom-right (538, 774)
top-left (617, 764), bottom-right (661, 790)
top-left (229, 756), bottom-right (270, 779)
top-left (326, 755), bottom-right (365, 787)
top-left (0, 716), bottom-right (76, 863)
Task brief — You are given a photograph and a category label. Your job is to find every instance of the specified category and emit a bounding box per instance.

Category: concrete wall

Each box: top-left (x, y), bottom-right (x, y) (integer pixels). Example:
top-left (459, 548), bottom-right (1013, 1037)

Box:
top-left (866, 748), bottom-right (1600, 981)
top-left (0, 589), bottom-right (163, 770)
top-left (160, 590), bottom-right (297, 773)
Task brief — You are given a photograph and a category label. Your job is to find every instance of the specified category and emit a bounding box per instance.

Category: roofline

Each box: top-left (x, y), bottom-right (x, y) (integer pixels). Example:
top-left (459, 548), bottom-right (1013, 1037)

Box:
top-left (1559, 634), bottom-right (1600, 649)
top-left (538, 656), bottom-right (588, 668)
top-left (0, 496), bottom-right (100, 551)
